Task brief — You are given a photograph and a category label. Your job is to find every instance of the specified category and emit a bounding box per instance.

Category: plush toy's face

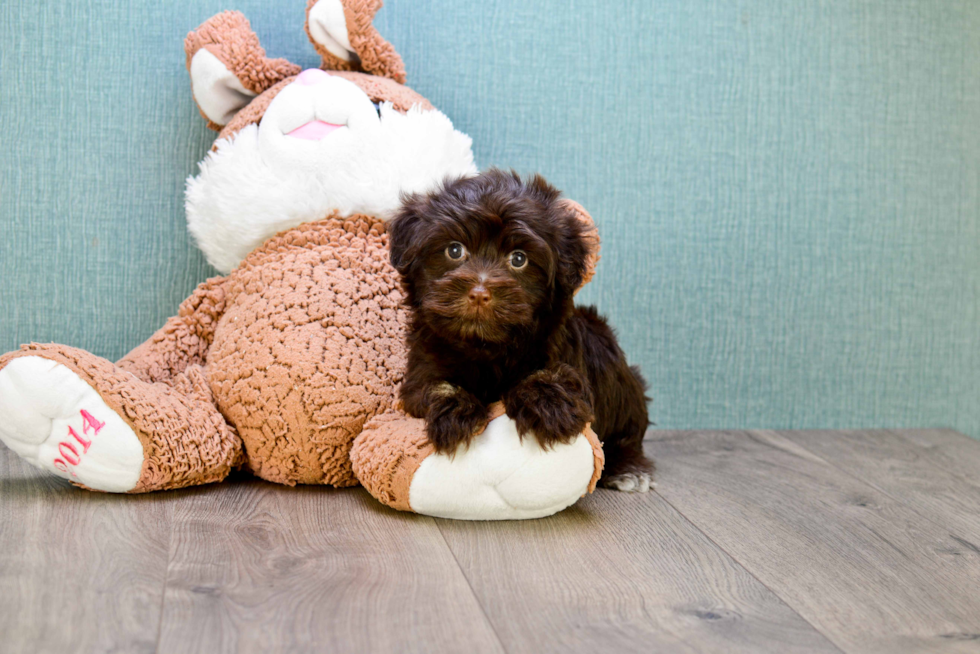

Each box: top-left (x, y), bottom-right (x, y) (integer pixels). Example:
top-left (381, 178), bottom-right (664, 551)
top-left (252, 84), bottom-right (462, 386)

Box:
top-left (183, 1), bottom-right (477, 273)
top-left (187, 70), bottom-right (475, 273)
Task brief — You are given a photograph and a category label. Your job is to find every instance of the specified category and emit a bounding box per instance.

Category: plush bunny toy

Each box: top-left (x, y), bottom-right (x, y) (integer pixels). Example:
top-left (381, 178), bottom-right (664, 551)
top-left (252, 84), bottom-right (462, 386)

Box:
top-left (0, 0), bottom-right (603, 520)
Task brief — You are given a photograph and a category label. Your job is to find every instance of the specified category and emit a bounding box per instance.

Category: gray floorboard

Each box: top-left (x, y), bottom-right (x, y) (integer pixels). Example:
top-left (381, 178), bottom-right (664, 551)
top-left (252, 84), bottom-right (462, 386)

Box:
top-left (780, 429), bottom-right (980, 549)
top-left (645, 429), bottom-right (980, 654)
top-left (155, 477), bottom-right (503, 654)
top-left (437, 488), bottom-right (841, 654)
top-left (0, 447), bottom-right (173, 654)
top-left (891, 428), bottom-right (980, 493)
top-left (3, 429), bottom-right (980, 653)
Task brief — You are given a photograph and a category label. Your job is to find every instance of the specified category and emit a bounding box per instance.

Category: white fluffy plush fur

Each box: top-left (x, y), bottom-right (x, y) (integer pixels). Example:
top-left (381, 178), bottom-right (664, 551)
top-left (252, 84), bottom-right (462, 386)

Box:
top-left (186, 75), bottom-right (476, 273)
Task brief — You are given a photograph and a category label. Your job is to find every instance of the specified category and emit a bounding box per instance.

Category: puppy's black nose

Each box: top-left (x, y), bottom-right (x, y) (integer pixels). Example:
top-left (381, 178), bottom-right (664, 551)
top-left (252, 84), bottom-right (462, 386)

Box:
top-left (468, 285), bottom-right (491, 307)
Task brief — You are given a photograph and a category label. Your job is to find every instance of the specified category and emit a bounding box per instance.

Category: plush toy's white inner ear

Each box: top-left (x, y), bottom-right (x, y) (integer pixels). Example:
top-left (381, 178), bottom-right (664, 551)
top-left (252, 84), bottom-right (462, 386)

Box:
top-left (190, 49), bottom-right (258, 126)
top-left (308, 0), bottom-right (355, 62)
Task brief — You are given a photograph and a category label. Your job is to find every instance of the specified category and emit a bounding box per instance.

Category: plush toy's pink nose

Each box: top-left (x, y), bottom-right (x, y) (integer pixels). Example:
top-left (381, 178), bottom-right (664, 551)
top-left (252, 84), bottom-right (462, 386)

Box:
top-left (296, 68), bottom-right (330, 86)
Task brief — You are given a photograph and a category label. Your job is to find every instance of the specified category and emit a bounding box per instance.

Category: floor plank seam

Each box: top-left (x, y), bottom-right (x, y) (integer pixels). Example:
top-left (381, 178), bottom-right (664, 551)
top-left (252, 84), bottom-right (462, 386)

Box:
top-left (434, 521), bottom-right (509, 654)
top-left (650, 487), bottom-right (849, 654)
top-left (152, 498), bottom-right (175, 654)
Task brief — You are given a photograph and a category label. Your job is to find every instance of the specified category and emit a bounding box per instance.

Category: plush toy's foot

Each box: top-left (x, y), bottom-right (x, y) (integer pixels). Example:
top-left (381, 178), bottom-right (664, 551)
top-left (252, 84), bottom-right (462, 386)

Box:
top-left (0, 356), bottom-right (144, 492)
top-left (0, 344), bottom-right (243, 493)
top-left (352, 404), bottom-right (604, 521)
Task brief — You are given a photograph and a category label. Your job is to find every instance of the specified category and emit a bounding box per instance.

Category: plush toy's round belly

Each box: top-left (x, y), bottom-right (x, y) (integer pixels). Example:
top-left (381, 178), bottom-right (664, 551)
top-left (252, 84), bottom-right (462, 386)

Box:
top-left (205, 216), bottom-right (407, 486)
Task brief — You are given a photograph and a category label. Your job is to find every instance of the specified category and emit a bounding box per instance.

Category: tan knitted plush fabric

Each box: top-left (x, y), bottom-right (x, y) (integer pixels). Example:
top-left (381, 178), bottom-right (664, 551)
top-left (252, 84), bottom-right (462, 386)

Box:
top-left (349, 410), bottom-right (434, 511)
top-left (0, 215), bottom-right (404, 492)
top-left (184, 11), bottom-right (302, 130)
top-left (561, 199), bottom-right (601, 293)
top-left (184, 11), bottom-right (301, 96)
top-left (205, 214), bottom-right (408, 487)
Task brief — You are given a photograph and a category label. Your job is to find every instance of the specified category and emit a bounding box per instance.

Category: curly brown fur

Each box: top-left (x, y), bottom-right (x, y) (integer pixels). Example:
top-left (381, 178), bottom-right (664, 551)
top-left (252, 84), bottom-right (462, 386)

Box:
top-left (389, 170), bottom-right (653, 488)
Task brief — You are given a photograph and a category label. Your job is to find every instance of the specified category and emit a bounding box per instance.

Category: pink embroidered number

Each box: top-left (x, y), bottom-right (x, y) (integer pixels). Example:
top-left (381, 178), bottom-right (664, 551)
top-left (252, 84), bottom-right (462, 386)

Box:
top-left (81, 409), bottom-right (105, 436)
top-left (58, 442), bottom-right (81, 466)
top-left (68, 427), bottom-right (91, 453)
top-left (53, 409), bottom-right (106, 476)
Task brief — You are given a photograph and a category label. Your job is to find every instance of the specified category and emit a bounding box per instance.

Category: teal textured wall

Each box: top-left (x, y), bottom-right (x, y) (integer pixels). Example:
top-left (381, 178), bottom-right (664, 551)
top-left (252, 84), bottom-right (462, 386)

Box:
top-left (1, 1), bottom-right (977, 436)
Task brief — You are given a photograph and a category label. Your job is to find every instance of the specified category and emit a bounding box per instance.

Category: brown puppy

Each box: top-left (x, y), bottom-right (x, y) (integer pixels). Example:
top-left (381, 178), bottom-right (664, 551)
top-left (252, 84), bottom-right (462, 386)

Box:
top-left (389, 169), bottom-right (653, 491)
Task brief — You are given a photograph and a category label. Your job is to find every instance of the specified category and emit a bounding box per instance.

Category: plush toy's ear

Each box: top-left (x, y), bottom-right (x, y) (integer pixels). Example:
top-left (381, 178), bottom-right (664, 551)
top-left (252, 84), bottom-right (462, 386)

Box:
top-left (559, 199), bottom-right (601, 294)
top-left (305, 0), bottom-right (407, 84)
top-left (185, 11), bottom-right (301, 130)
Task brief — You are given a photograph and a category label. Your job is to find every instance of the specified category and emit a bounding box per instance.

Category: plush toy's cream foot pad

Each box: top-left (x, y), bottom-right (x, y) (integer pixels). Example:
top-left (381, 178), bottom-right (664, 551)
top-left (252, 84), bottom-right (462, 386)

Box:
top-left (0, 356), bottom-right (144, 492)
top-left (351, 405), bottom-right (604, 521)
top-left (410, 416), bottom-right (597, 520)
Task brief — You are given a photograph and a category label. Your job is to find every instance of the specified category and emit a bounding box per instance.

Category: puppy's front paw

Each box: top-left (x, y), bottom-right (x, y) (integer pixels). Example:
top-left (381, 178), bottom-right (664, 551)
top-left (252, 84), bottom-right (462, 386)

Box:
top-left (425, 386), bottom-right (488, 456)
top-left (504, 365), bottom-right (593, 449)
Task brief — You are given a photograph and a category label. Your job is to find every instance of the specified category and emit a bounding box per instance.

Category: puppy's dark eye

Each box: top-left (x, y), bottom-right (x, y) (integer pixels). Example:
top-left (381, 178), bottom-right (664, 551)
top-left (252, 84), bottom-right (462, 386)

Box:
top-left (509, 250), bottom-right (528, 270)
top-left (446, 242), bottom-right (467, 260)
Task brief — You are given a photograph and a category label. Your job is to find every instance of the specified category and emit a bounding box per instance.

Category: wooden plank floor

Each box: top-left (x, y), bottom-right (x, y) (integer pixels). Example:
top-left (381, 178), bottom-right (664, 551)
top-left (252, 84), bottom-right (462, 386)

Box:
top-left (2, 429), bottom-right (979, 653)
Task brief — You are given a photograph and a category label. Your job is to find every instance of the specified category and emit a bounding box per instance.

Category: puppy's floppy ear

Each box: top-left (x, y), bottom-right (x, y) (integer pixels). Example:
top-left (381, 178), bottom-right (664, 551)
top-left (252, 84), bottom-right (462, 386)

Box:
top-left (388, 195), bottom-right (428, 275)
top-left (558, 199), bottom-right (601, 295)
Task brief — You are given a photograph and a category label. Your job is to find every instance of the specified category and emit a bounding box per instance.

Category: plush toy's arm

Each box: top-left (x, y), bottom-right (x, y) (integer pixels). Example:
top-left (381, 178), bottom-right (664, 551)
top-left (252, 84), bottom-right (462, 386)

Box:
top-left (185, 11), bottom-right (302, 130)
top-left (352, 403), bottom-right (604, 520)
top-left (116, 276), bottom-right (228, 384)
